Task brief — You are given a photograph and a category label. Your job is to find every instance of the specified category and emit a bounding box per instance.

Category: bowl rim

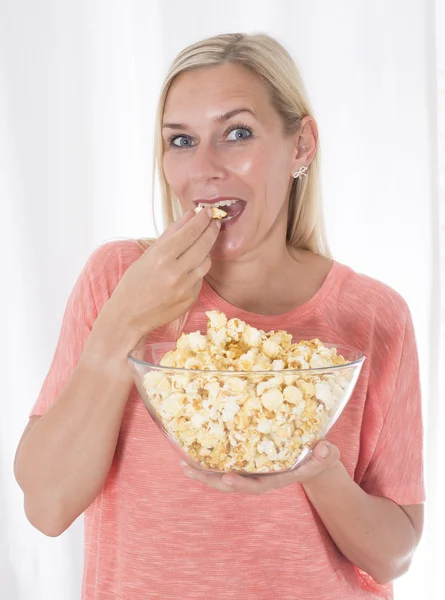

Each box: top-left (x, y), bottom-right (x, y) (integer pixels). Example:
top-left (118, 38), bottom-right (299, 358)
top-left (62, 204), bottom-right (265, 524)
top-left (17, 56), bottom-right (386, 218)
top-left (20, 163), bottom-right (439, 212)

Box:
top-left (127, 341), bottom-right (366, 375)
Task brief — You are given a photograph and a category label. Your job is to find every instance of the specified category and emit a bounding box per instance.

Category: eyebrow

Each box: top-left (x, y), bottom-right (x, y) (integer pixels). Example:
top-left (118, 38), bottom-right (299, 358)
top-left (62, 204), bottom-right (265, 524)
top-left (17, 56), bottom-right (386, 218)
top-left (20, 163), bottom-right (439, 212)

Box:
top-left (162, 108), bottom-right (256, 130)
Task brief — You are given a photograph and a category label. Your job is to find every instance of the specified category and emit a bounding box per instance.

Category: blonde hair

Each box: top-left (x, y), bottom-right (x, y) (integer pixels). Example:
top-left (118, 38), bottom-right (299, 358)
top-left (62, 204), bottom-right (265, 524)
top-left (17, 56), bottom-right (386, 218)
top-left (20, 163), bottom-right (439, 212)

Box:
top-left (137, 32), bottom-right (331, 258)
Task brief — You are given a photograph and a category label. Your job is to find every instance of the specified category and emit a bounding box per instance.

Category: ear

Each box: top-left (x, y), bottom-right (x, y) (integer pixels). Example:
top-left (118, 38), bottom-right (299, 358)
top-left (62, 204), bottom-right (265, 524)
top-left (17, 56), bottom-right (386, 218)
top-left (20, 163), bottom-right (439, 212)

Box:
top-left (290, 116), bottom-right (319, 176)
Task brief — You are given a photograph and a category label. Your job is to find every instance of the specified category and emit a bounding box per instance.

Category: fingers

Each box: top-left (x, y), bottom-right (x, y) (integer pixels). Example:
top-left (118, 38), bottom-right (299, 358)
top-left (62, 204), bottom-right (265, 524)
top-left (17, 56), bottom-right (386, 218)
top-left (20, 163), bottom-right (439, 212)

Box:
top-left (157, 209), bottom-right (195, 242)
top-left (220, 473), bottom-right (272, 494)
top-left (180, 443), bottom-right (342, 496)
top-left (182, 466), bottom-right (281, 495)
top-left (139, 211), bottom-right (195, 259)
top-left (181, 464), bottom-right (236, 493)
top-left (166, 208), bottom-right (217, 258)
top-left (149, 209), bottom-right (220, 271)
top-left (310, 441), bottom-right (340, 468)
top-left (178, 219), bottom-right (221, 272)
top-left (190, 254), bottom-right (212, 279)
top-left (287, 441), bottom-right (340, 482)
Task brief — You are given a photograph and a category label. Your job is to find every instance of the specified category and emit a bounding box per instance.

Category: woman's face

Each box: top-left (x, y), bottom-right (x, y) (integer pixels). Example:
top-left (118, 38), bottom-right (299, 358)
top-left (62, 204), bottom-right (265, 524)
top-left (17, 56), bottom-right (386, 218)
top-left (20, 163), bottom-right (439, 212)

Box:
top-left (162, 62), bottom-right (300, 261)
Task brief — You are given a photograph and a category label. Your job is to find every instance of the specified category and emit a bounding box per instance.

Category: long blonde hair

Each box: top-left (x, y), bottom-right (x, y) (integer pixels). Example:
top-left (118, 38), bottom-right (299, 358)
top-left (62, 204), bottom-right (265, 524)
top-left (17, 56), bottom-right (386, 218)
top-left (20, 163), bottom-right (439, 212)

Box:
top-left (137, 32), bottom-right (331, 259)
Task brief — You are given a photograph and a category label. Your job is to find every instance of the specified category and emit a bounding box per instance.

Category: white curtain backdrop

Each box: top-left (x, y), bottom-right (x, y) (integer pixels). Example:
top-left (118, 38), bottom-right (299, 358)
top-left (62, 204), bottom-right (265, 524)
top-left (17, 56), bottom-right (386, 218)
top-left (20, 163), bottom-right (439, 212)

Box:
top-left (1, 1), bottom-right (443, 598)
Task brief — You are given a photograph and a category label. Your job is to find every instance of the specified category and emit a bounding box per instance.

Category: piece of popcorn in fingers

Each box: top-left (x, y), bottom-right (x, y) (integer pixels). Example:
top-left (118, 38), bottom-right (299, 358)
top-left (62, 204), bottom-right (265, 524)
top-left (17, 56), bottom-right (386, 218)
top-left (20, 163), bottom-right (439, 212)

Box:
top-left (194, 205), bottom-right (227, 219)
top-left (211, 207), bottom-right (227, 219)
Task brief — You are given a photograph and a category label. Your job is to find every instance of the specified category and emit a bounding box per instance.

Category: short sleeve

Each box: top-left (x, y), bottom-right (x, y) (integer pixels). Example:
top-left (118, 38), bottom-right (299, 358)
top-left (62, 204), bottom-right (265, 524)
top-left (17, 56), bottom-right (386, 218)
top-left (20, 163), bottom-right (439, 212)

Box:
top-left (359, 307), bottom-right (426, 505)
top-left (29, 241), bottom-right (139, 417)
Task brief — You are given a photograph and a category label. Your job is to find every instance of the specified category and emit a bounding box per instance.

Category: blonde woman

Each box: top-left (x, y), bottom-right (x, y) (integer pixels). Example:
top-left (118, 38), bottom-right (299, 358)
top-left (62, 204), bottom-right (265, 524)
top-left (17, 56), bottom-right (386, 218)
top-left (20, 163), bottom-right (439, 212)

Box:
top-left (14, 33), bottom-right (424, 600)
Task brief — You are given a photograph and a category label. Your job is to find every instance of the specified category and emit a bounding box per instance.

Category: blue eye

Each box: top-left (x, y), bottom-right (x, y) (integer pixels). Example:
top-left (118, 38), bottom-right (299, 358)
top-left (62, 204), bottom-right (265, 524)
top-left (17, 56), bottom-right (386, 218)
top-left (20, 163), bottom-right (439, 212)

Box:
top-left (226, 127), bottom-right (252, 141)
top-left (167, 125), bottom-right (253, 149)
top-left (170, 135), bottom-right (194, 148)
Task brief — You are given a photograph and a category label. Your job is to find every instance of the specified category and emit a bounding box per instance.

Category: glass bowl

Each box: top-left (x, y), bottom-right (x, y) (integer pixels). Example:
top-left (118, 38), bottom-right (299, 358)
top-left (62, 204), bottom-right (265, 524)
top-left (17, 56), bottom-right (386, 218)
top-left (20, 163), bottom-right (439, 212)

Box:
top-left (127, 340), bottom-right (365, 477)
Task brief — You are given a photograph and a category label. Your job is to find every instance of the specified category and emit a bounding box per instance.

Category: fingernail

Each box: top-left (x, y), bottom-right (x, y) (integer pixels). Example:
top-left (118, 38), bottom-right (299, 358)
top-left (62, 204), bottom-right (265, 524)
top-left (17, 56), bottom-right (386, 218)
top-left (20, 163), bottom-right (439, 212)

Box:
top-left (206, 208), bottom-right (213, 218)
top-left (179, 460), bottom-right (188, 467)
top-left (183, 467), bottom-right (195, 479)
top-left (222, 476), bottom-right (234, 486)
top-left (320, 444), bottom-right (329, 458)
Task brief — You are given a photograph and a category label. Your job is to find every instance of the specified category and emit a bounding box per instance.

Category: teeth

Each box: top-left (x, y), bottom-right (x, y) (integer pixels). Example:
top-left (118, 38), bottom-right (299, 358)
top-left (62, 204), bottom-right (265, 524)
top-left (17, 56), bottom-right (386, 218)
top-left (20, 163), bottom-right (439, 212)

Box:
top-left (197, 199), bottom-right (239, 208)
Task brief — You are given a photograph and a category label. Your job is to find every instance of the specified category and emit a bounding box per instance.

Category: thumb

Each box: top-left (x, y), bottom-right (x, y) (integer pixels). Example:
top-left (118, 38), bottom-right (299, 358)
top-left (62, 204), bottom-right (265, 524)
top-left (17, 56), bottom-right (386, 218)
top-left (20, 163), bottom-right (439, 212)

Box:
top-left (310, 441), bottom-right (340, 467)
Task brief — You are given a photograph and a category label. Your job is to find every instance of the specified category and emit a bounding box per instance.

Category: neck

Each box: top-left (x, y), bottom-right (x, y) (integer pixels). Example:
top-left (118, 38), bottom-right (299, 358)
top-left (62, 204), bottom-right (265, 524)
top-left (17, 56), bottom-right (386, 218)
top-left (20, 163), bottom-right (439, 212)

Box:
top-left (206, 240), bottom-right (307, 315)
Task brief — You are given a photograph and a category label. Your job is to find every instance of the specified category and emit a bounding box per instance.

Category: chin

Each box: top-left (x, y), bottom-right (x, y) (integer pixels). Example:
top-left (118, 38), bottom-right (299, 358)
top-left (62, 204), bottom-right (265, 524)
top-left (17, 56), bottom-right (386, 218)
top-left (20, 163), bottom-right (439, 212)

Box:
top-left (210, 236), bottom-right (249, 262)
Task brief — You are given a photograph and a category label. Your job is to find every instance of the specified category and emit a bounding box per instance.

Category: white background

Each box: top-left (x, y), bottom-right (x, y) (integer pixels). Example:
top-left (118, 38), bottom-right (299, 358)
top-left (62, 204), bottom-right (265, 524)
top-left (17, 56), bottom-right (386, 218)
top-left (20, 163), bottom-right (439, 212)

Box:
top-left (1, 0), bottom-right (444, 598)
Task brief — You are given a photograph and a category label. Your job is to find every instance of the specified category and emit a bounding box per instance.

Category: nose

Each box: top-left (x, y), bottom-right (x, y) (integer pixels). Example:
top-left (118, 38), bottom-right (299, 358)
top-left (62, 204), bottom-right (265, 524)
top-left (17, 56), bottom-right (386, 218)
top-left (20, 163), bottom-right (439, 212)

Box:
top-left (188, 142), bottom-right (225, 184)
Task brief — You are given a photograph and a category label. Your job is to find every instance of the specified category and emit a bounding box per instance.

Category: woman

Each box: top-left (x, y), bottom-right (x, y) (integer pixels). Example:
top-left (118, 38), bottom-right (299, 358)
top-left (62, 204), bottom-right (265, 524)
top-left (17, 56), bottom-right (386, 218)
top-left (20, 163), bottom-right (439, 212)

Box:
top-left (14, 33), bottom-right (424, 600)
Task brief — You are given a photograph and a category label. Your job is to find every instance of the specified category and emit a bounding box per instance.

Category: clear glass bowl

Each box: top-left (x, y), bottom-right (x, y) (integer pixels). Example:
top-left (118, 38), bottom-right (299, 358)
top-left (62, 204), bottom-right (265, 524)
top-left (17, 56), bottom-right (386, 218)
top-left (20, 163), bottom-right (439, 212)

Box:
top-left (128, 340), bottom-right (365, 477)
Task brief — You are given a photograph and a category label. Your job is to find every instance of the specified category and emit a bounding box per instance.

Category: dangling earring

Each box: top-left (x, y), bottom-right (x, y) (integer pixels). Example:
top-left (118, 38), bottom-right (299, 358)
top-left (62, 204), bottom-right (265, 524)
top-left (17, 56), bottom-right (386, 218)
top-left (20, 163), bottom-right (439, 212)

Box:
top-left (292, 165), bottom-right (308, 179)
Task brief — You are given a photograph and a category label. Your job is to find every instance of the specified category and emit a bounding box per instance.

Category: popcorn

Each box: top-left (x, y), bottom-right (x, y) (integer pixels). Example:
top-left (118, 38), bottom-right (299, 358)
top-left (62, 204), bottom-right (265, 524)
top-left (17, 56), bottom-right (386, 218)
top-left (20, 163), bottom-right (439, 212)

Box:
top-left (227, 317), bottom-right (245, 341)
top-left (194, 206), bottom-right (228, 219)
top-left (143, 310), bottom-right (350, 473)
top-left (262, 338), bottom-right (281, 359)
top-left (260, 388), bottom-right (284, 411)
top-left (221, 398), bottom-right (241, 422)
top-left (242, 325), bottom-right (263, 348)
top-left (257, 418), bottom-right (273, 434)
top-left (238, 349), bottom-right (258, 371)
top-left (191, 411), bottom-right (208, 429)
top-left (223, 376), bottom-right (247, 394)
top-left (257, 439), bottom-right (277, 460)
top-left (283, 385), bottom-right (303, 405)
top-left (272, 359), bottom-right (285, 370)
top-left (206, 310), bottom-right (227, 330)
top-left (315, 381), bottom-right (335, 409)
top-left (179, 331), bottom-right (207, 352)
top-left (212, 207), bottom-right (227, 219)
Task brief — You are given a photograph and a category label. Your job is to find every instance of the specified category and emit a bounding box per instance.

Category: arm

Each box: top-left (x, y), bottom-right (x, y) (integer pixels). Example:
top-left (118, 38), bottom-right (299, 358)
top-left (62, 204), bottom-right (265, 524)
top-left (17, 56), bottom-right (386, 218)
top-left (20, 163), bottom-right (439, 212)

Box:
top-left (15, 209), bottom-right (220, 537)
top-left (302, 457), bottom-right (423, 585)
top-left (181, 295), bottom-right (425, 585)
top-left (14, 315), bottom-right (142, 537)
top-left (182, 440), bottom-right (423, 585)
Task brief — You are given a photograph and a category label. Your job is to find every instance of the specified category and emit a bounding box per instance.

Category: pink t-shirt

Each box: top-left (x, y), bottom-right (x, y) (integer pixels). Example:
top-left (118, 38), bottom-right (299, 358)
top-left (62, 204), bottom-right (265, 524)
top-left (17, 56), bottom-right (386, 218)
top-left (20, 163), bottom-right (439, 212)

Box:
top-left (31, 240), bottom-right (425, 600)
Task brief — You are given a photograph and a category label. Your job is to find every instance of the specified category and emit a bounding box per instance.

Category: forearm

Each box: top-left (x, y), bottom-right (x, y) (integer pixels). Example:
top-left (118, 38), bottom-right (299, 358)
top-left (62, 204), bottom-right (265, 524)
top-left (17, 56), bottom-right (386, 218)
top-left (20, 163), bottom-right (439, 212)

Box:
top-left (302, 461), bottom-right (418, 584)
top-left (15, 315), bottom-right (141, 536)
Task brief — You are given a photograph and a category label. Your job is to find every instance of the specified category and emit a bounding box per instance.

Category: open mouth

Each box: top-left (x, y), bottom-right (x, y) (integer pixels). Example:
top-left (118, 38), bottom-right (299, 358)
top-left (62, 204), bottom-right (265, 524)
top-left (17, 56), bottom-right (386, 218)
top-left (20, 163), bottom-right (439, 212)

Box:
top-left (195, 199), bottom-right (246, 223)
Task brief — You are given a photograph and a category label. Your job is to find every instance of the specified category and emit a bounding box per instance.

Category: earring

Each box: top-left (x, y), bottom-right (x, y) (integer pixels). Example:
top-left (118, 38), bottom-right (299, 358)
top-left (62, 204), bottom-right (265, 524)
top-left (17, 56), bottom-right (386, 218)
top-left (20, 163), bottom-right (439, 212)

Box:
top-left (292, 166), bottom-right (308, 179)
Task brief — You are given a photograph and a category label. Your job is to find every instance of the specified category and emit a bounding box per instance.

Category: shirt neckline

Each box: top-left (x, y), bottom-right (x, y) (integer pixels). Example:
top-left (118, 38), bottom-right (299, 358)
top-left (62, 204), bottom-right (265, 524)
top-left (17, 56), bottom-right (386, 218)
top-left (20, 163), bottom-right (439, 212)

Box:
top-left (200, 259), bottom-right (343, 324)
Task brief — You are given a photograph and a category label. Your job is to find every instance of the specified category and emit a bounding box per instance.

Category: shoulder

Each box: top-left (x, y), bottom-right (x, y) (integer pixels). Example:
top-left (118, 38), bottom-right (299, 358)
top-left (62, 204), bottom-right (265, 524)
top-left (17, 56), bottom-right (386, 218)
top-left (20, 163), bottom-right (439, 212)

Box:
top-left (88, 238), bottom-right (148, 264)
top-left (333, 262), bottom-right (419, 406)
top-left (77, 239), bottom-right (149, 304)
top-left (69, 238), bottom-right (155, 316)
top-left (330, 261), bottom-right (414, 362)
top-left (335, 261), bottom-right (411, 322)
top-left (85, 238), bottom-right (149, 278)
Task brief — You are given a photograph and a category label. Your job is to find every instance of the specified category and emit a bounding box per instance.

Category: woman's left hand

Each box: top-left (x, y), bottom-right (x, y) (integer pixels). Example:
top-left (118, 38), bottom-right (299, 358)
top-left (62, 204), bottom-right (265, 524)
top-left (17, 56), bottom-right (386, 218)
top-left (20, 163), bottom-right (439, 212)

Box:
top-left (180, 440), bottom-right (340, 494)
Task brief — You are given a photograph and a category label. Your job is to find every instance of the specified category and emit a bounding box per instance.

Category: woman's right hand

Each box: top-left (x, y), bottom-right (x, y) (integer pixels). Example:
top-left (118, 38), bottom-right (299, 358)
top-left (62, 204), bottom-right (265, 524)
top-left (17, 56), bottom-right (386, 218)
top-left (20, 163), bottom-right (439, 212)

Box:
top-left (101, 208), bottom-right (221, 340)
